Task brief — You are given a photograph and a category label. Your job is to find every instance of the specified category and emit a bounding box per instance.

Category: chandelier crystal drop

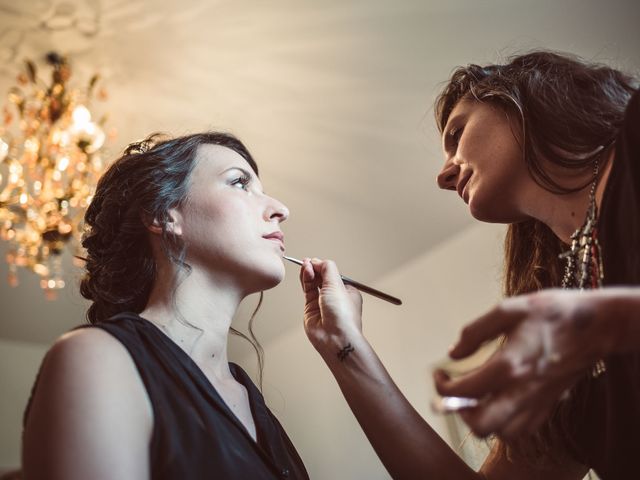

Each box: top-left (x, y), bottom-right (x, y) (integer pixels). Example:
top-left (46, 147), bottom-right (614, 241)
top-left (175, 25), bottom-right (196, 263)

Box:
top-left (0, 52), bottom-right (111, 299)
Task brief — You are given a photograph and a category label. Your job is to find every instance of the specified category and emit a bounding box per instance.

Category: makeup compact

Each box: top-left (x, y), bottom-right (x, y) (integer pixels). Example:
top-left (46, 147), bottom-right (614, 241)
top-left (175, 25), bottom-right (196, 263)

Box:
top-left (430, 339), bottom-right (501, 413)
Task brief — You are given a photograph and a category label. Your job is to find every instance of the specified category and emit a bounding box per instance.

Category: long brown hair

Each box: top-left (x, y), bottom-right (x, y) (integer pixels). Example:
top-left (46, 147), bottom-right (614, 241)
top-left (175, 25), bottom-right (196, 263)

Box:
top-left (80, 132), bottom-right (266, 386)
top-left (434, 51), bottom-right (638, 464)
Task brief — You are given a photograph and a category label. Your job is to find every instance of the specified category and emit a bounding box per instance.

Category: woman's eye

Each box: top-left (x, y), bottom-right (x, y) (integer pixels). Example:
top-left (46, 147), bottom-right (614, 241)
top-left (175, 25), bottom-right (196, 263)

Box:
top-left (231, 174), bottom-right (251, 191)
top-left (450, 126), bottom-right (463, 145)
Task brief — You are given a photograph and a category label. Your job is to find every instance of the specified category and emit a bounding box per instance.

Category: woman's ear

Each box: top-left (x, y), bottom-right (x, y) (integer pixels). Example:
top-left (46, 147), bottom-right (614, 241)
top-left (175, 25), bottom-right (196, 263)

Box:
top-left (165, 208), bottom-right (183, 236)
top-left (142, 208), bottom-right (183, 236)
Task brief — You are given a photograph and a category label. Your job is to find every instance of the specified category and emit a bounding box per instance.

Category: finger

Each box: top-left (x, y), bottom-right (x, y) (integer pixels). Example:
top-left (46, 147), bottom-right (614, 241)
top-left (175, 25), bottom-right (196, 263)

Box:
top-left (301, 260), bottom-right (321, 304)
top-left (434, 353), bottom-right (511, 398)
top-left (499, 390), bottom-right (558, 441)
top-left (470, 367), bottom-right (575, 439)
top-left (450, 301), bottom-right (527, 359)
top-left (470, 372), bottom-right (553, 439)
top-left (460, 395), bottom-right (518, 438)
top-left (432, 368), bottom-right (451, 386)
top-left (499, 408), bottom-right (539, 441)
top-left (525, 404), bottom-right (554, 435)
top-left (344, 285), bottom-right (363, 307)
top-left (310, 258), bottom-right (348, 291)
top-left (299, 258), bottom-right (314, 287)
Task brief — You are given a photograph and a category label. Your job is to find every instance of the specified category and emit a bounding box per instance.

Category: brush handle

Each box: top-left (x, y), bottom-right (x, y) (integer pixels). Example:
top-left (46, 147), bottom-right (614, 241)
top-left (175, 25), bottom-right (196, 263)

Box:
top-left (339, 275), bottom-right (402, 305)
top-left (283, 256), bottom-right (402, 306)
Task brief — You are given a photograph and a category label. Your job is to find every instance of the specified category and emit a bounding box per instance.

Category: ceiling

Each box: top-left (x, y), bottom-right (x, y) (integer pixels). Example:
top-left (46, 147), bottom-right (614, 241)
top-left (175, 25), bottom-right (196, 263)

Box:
top-left (0, 0), bottom-right (638, 347)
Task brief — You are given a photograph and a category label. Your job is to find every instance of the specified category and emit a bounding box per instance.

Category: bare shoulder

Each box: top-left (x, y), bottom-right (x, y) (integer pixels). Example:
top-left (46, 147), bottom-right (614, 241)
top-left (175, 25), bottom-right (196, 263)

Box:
top-left (23, 327), bottom-right (152, 480)
top-left (36, 327), bottom-right (150, 404)
top-left (47, 327), bottom-right (136, 370)
top-left (480, 441), bottom-right (588, 480)
top-left (49, 326), bottom-right (127, 358)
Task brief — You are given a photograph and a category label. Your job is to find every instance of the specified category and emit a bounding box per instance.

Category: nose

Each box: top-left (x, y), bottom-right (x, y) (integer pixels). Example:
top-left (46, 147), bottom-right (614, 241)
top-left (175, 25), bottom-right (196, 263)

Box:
top-left (265, 197), bottom-right (289, 223)
top-left (437, 160), bottom-right (460, 191)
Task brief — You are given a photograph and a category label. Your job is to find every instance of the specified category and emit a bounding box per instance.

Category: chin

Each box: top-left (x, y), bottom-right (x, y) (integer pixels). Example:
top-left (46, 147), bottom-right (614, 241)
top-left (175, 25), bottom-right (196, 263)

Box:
top-left (262, 269), bottom-right (285, 291)
top-left (246, 260), bottom-right (286, 293)
top-left (469, 199), bottom-right (525, 224)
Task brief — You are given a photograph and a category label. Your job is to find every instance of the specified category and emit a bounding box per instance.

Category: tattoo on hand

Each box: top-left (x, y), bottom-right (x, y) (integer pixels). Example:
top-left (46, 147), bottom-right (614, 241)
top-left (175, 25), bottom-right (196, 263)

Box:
top-left (337, 343), bottom-right (355, 361)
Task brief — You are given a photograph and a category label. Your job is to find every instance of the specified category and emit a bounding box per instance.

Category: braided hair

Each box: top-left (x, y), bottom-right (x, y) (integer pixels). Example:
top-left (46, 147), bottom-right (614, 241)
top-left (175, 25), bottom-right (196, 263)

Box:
top-left (80, 131), bottom-right (258, 323)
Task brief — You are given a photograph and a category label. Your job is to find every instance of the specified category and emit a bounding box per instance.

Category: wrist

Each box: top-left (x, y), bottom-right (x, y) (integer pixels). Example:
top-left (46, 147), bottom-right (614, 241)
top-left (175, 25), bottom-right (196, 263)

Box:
top-left (313, 329), bottom-right (368, 364)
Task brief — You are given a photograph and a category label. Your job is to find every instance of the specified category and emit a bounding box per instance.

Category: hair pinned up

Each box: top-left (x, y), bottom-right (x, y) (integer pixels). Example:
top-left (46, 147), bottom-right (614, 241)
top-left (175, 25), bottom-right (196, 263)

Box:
top-left (79, 131), bottom-right (265, 384)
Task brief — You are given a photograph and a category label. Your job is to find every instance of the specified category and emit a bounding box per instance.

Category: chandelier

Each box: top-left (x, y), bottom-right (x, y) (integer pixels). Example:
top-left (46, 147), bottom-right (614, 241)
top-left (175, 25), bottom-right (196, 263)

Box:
top-left (0, 52), bottom-right (110, 299)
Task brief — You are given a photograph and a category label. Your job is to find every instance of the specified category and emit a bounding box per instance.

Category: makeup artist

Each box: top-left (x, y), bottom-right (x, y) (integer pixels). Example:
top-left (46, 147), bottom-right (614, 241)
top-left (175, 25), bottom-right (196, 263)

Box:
top-left (296, 51), bottom-right (639, 479)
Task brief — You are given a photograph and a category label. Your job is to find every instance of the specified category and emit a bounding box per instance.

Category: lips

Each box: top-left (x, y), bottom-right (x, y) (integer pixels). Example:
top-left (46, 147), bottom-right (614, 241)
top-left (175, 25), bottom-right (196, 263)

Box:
top-left (263, 231), bottom-right (285, 250)
top-left (456, 170), bottom-right (472, 203)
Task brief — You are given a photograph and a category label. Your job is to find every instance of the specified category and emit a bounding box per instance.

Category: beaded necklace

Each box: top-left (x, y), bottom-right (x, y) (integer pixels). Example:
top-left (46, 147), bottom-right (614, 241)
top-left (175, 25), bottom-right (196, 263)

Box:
top-left (558, 160), bottom-right (606, 377)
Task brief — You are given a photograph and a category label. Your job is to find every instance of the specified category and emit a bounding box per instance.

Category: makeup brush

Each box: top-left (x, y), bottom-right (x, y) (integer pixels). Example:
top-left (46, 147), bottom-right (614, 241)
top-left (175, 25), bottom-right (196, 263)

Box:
top-left (282, 255), bottom-right (402, 306)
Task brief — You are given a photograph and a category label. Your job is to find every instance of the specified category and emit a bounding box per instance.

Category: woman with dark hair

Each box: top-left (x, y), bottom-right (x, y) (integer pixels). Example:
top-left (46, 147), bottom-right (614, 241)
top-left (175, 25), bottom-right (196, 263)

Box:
top-left (22, 132), bottom-right (309, 479)
top-left (297, 52), bottom-right (639, 479)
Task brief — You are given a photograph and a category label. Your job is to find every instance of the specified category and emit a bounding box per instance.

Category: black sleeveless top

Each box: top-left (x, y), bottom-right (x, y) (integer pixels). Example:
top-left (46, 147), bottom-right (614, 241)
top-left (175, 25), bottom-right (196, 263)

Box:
top-left (27, 312), bottom-right (309, 480)
top-left (568, 89), bottom-right (640, 479)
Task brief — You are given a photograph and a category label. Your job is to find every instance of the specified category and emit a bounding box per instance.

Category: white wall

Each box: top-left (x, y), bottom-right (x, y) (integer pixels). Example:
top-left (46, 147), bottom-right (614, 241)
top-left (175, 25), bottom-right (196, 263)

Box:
top-left (0, 339), bottom-right (48, 470)
top-left (237, 222), bottom-right (505, 479)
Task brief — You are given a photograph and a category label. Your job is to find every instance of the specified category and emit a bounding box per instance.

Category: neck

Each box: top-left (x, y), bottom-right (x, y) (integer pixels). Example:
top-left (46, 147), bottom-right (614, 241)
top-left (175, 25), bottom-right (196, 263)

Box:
top-left (526, 149), bottom-right (614, 244)
top-left (140, 265), bottom-right (245, 380)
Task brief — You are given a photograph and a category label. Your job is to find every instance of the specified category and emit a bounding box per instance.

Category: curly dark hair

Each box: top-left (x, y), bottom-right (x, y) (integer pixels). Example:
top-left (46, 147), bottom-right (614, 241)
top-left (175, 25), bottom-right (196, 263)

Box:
top-left (434, 51), bottom-right (638, 466)
top-left (80, 131), bottom-right (257, 321)
top-left (79, 131), bottom-right (265, 381)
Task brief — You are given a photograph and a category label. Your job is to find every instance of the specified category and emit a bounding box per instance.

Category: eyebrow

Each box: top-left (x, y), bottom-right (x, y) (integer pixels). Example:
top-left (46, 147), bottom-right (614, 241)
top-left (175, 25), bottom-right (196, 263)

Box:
top-left (222, 166), bottom-right (255, 178)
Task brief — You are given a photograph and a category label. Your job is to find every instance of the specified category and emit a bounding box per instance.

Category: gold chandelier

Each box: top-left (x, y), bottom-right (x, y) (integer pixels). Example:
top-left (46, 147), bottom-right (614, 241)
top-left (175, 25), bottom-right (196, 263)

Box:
top-left (0, 52), bottom-right (110, 299)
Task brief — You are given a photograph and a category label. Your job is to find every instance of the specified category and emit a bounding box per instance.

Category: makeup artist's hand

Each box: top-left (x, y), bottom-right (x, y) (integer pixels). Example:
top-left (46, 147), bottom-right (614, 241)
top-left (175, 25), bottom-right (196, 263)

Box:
top-left (299, 258), bottom-right (363, 350)
top-left (434, 289), bottom-right (620, 441)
